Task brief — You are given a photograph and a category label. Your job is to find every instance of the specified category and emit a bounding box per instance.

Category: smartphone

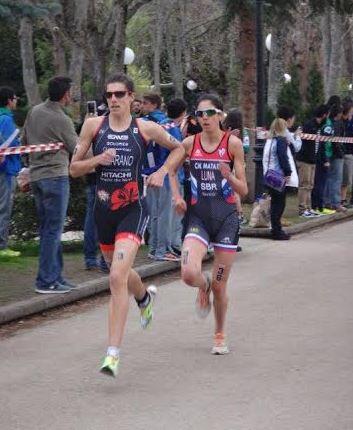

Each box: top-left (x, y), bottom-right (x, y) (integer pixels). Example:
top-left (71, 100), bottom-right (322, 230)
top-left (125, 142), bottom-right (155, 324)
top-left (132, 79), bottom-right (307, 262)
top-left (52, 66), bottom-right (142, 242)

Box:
top-left (87, 100), bottom-right (97, 116)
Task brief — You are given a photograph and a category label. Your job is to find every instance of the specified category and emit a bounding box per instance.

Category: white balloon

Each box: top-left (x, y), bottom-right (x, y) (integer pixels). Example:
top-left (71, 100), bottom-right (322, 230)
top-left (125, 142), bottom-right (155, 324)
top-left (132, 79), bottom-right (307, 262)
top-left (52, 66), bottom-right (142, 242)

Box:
top-left (124, 47), bottom-right (135, 65)
top-left (186, 80), bottom-right (197, 90)
top-left (348, 83), bottom-right (353, 91)
top-left (284, 73), bottom-right (292, 83)
top-left (265, 33), bottom-right (272, 52)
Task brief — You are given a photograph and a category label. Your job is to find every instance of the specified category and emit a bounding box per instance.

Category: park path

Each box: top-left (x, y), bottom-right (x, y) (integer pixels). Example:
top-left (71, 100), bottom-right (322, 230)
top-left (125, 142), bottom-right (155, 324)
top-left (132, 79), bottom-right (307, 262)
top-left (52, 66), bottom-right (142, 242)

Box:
top-left (0, 221), bottom-right (352, 430)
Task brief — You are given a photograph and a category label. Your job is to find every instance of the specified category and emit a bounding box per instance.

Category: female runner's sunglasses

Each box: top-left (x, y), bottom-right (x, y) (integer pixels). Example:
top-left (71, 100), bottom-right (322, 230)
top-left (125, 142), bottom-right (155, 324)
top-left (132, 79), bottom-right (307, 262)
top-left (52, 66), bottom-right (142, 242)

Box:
top-left (195, 108), bottom-right (222, 117)
top-left (105, 90), bottom-right (131, 99)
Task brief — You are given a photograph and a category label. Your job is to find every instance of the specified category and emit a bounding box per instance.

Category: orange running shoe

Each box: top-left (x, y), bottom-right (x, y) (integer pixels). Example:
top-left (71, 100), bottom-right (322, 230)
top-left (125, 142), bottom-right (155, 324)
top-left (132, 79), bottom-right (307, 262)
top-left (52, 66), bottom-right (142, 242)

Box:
top-left (211, 332), bottom-right (229, 355)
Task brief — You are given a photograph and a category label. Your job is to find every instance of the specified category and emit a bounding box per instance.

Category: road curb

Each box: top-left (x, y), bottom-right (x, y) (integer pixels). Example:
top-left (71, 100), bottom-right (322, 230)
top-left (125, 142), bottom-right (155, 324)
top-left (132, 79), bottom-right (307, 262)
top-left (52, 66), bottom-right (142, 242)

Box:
top-left (0, 259), bottom-right (181, 325)
top-left (240, 209), bottom-right (353, 238)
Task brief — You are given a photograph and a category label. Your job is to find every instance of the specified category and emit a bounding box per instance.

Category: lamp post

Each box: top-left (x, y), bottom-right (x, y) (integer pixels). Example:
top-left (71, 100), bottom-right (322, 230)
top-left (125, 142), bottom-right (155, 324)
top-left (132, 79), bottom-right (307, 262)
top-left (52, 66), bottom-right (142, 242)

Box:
top-left (253, 0), bottom-right (265, 198)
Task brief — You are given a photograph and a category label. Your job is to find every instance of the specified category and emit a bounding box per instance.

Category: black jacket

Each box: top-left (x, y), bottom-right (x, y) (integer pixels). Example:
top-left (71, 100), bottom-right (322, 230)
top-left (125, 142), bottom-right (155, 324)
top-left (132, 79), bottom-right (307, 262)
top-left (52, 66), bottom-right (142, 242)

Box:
top-left (296, 118), bottom-right (325, 164)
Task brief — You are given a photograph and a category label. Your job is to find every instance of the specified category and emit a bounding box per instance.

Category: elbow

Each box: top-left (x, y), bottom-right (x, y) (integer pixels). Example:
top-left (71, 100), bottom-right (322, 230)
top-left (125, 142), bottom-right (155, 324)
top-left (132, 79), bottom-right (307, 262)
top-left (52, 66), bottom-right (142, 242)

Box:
top-left (69, 163), bottom-right (79, 178)
top-left (239, 183), bottom-right (248, 199)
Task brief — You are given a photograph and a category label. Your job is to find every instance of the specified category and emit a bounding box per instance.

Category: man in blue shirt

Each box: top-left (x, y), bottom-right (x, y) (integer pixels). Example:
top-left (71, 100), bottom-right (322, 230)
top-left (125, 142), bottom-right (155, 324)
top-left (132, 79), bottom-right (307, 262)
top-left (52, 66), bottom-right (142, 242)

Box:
top-left (0, 87), bottom-right (21, 257)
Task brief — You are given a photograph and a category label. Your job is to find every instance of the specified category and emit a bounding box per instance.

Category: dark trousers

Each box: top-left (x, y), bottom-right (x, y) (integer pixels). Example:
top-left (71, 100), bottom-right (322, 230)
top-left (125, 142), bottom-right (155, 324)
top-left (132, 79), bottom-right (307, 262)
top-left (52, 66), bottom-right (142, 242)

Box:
top-left (312, 164), bottom-right (328, 211)
top-left (269, 187), bottom-right (287, 235)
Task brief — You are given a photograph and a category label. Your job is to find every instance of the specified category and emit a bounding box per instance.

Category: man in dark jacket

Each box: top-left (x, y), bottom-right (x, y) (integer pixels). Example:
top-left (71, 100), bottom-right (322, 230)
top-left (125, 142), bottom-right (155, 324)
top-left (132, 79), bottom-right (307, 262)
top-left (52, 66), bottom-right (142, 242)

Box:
top-left (0, 86), bottom-right (21, 257)
top-left (296, 105), bottom-right (328, 216)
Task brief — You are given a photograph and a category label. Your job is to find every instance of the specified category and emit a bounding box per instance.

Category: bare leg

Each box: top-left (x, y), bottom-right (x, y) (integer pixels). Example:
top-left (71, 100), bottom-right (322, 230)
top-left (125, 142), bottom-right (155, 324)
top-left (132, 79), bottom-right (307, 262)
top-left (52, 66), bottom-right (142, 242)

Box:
top-left (104, 239), bottom-right (139, 347)
top-left (181, 238), bottom-right (208, 289)
top-left (211, 249), bottom-right (236, 334)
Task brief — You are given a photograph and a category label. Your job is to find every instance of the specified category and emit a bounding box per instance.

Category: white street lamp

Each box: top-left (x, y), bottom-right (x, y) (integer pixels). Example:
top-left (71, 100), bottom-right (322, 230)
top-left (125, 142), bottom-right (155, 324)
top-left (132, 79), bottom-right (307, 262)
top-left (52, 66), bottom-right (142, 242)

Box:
top-left (284, 73), bottom-right (292, 83)
top-left (186, 79), bottom-right (197, 91)
top-left (124, 47), bottom-right (135, 65)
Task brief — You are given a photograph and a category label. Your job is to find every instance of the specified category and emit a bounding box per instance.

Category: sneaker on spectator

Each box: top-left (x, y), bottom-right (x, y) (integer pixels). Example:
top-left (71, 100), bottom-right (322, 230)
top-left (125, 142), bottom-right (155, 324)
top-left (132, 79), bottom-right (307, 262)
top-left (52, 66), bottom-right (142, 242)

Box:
top-left (147, 250), bottom-right (156, 260)
top-left (0, 248), bottom-right (21, 258)
top-left (35, 282), bottom-right (71, 294)
top-left (334, 205), bottom-right (347, 213)
top-left (59, 280), bottom-right (78, 289)
top-left (300, 210), bottom-right (315, 218)
top-left (320, 208), bottom-right (336, 215)
top-left (170, 246), bottom-right (182, 257)
top-left (310, 209), bottom-right (322, 216)
top-left (155, 252), bottom-right (180, 261)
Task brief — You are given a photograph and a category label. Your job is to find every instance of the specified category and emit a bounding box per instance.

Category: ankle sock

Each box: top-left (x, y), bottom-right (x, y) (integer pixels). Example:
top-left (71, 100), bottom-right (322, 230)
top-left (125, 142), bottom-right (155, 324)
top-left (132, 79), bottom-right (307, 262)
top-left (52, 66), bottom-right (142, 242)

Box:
top-left (107, 346), bottom-right (120, 358)
top-left (135, 290), bottom-right (150, 308)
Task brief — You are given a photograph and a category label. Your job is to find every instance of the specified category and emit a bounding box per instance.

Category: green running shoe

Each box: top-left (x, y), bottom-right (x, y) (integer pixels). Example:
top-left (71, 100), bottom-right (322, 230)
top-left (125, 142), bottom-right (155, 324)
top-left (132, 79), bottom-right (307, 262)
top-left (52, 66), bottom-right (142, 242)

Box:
top-left (0, 248), bottom-right (21, 258)
top-left (99, 355), bottom-right (120, 377)
top-left (140, 285), bottom-right (157, 329)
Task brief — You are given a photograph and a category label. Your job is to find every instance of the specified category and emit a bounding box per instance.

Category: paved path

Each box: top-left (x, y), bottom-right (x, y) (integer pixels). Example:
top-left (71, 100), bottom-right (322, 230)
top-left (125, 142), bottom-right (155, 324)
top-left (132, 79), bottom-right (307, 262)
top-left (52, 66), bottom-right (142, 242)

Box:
top-left (0, 221), bottom-right (352, 430)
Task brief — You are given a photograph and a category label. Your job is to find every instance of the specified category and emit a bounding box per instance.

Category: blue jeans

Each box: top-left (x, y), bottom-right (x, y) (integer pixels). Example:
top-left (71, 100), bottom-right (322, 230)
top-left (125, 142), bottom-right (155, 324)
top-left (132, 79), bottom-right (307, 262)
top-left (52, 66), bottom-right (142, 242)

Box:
top-left (324, 158), bottom-right (344, 208)
top-left (83, 184), bottom-right (98, 267)
top-left (32, 176), bottom-right (69, 288)
top-left (312, 163), bottom-right (329, 210)
top-left (0, 173), bottom-right (16, 249)
top-left (146, 182), bottom-right (172, 258)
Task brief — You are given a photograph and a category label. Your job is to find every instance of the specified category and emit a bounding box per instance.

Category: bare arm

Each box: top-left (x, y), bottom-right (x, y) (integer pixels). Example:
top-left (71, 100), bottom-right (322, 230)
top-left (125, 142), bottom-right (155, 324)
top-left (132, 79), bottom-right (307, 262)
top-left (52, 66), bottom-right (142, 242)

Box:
top-left (69, 117), bottom-right (114, 178)
top-left (219, 136), bottom-right (248, 198)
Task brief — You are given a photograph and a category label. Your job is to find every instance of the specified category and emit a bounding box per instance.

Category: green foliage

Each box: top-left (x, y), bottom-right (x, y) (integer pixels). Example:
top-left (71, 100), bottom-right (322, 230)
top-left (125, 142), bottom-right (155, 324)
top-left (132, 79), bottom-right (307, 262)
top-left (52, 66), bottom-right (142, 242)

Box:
top-left (0, 19), bottom-right (23, 92)
top-left (305, 64), bottom-right (325, 117)
top-left (127, 64), bottom-right (152, 96)
top-left (0, 0), bottom-right (61, 20)
top-left (277, 66), bottom-right (304, 122)
top-left (66, 178), bottom-right (87, 232)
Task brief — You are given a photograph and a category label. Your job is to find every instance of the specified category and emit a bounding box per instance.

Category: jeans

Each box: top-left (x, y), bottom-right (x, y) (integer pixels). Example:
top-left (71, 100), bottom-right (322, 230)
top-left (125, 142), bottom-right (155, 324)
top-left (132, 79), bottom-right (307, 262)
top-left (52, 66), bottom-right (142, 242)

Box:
top-left (31, 176), bottom-right (69, 288)
top-left (83, 184), bottom-right (99, 267)
top-left (311, 163), bottom-right (329, 210)
top-left (146, 182), bottom-right (172, 258)
top-left (269, 187), bottom-right (287, 235)
top-left (0, 173), bottom-right (16, 249)
top-left (324, 158), bottom-right (344, 208)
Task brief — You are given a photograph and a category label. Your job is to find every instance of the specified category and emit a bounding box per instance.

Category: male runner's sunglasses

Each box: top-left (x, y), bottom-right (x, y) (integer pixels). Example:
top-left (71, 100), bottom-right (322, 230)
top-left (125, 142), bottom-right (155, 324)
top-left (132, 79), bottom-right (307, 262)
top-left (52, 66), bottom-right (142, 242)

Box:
top-left (195, 108), bottom-right (222, 118)
top-left (105, 90), bottom-right (130, 99)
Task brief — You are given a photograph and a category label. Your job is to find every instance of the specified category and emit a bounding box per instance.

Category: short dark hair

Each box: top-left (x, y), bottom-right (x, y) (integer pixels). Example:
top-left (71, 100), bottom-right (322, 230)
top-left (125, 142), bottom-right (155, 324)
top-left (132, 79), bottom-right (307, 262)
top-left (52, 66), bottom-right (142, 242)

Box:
top-left (342, 101), bottom-right (353, 116)
top-left (0, 86), bottom-right (15, 107)
top-left (105, 73), bottom-right (134, 92)
top-left (48, 76), bottom-right (72, 102)
top-left (277, 106), bottom-right (295, 121)
top-left (223, 109), bottom-right (243, 131)
top-left (314, 104), bottom-right (329, 118)
top-left (166, 98), bottom-right (187, 119)
top-left (326, 95), bottom-right (341, 108)
top-left (143, 92), bottom-right (162, 109)
top-left (329, 104), bottom-right (343, 119)
top-left (196, 93), bottom-right (223, 111)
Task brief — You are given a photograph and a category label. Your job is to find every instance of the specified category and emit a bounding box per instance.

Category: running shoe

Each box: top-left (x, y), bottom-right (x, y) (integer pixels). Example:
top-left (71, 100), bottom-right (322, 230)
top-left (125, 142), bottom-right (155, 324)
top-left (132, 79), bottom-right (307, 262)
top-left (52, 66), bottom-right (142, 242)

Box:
top-left (100, 355), bottom-right (120, 377)
top-left (319, 208), bottom-right (336, 215)
top-left (195, 273), bottom-right (212, 319)
top-left (140, 285), bottom-right (157, 329)
top-left (211, 332), bottom-right (229, 355)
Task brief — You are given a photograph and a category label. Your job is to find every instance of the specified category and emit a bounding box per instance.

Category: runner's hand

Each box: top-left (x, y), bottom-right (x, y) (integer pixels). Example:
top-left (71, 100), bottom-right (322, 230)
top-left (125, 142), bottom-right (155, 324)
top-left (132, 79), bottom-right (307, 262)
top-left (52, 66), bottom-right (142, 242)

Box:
top-left (219, 162), bottom-right (231, 180)
top-left (173, 196), bottom-right (187, 215)
top-left (99, 148), bottom-right (116, 166)
top-left (146, 166), bottom-right (167, 188)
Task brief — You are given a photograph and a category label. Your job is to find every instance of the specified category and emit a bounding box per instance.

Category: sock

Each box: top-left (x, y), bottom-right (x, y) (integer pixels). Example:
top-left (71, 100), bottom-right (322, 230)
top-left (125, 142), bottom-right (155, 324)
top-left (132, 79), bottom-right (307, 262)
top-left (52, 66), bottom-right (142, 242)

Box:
top-left (135, 290), bottom-right (150, 308)
top-left (107, 346), bottom-right (120, 358)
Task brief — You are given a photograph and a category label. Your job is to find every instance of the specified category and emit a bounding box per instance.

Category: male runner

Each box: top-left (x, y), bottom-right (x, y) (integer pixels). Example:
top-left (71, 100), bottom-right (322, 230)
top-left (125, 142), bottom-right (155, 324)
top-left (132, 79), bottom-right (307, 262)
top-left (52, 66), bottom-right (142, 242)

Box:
top-left (70, 73), bottom-right (183, 377)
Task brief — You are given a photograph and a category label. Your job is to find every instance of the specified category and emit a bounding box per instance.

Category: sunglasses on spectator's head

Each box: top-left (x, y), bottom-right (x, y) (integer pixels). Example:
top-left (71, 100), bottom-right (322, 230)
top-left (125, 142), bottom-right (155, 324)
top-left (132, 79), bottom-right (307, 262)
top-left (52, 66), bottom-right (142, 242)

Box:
top-left (195, 108), bottom-right (222, 117)
top-left (105, 90), bottom-right (130, 99)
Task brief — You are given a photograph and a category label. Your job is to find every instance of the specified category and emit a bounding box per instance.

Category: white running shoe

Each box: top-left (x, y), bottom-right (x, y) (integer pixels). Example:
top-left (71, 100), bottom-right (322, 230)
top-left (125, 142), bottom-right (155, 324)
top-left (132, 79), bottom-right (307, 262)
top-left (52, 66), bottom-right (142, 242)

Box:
top-left (211, 333), bottom-right (229, 355)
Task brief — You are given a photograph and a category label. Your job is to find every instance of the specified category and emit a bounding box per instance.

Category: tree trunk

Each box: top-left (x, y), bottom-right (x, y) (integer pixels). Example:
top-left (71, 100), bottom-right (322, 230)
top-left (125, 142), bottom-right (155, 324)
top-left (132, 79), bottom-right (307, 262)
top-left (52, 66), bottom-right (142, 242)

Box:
top-left (152, 0), bottom-right (165, 93)
top-left (326, 9), bottom-right (344, 98)
top-left (267, 26), bottom-right (287, 112)
top-left (238, 10), bottom-right (256, 201)
top-left (321, 10), bottom-right (332, 95)
top-left (112, 0), bottom-right (128, 72)
top-left (19, 17), bottom-right (42, 107)
top-left (68, 0), bottom-right (89, 122)
top-left (343, 16), bottom-right (353, 82)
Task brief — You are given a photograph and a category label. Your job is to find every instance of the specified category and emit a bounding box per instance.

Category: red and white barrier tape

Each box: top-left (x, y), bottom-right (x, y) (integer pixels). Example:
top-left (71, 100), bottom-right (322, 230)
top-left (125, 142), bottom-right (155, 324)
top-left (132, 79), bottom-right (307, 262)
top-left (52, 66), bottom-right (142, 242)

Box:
top-left (0, 142), bottom-right (64, 156)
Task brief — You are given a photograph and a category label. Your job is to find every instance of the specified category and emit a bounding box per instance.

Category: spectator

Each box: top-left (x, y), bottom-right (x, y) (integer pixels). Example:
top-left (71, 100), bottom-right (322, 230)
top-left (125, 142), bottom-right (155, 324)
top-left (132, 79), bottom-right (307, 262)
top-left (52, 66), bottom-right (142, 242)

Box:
top-left (323, 104), bottom-right (346, 212)
top-left (161, 98), bottom-right (188, 256)
top-left (22, 76), bottom-right (78, 294)
top-left (296, 104), bottom-right (329, 217)
top-left (311, 108), bottom-right (335, 215)
top-left (263, 118), bottom-right (295, 240)
top-left (341, 101), bottom-right (353, 208)
top-left (223, 109), bottom-right (248, 231)
top-left (131, 98), bottom-right (142, 117)
top-left (142, 93), bottom-right (178, 261)
top-left (277, 105), bottom-right (302, 154)
top-left (0, 86), bottom-right (21, 258)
